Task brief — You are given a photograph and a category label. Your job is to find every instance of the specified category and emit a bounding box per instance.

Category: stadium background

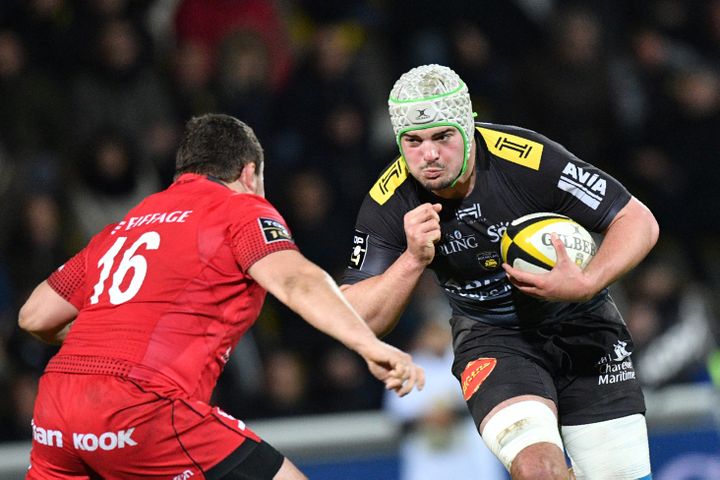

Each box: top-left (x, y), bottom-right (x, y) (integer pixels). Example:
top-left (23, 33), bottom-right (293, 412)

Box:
top-left (0, 0), bottom-right (719, 478)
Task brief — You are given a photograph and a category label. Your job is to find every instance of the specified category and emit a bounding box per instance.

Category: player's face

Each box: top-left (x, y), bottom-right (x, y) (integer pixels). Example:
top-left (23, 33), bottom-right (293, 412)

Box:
top-left (400, 126), bottom-right (465, 191)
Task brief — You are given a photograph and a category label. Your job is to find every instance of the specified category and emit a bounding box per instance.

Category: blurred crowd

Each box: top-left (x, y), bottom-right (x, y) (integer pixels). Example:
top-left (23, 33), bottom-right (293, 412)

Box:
top-left (0, 0), bottom-right (719, 443)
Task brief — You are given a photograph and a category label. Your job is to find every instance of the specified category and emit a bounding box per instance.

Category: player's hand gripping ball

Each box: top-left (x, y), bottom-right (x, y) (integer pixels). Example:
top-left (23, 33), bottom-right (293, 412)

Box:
top-left (500, 212), bottom-right (596, 273)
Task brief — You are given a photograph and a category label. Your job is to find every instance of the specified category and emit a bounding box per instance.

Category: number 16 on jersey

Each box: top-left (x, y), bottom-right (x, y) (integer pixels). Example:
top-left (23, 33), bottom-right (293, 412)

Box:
top-left (90, 232), bottom-right (161, 305)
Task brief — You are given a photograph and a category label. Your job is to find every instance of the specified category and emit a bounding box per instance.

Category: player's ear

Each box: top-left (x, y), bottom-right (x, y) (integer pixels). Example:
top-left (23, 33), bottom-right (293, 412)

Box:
top-left (238, 162), bottom-right (258, 193)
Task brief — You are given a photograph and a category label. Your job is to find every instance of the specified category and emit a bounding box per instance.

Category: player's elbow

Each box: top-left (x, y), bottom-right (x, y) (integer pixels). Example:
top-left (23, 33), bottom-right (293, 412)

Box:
top-left (18, 285), bottom-right (61, 335)
top-left (641, 206), bottom-right (660, 252)
top-left (625, 197), bottom-right (660, 253)
top-left (374, 320), bottom-right (399, 338)
top-left (648, 214), bottom-right (660, 249)
top-left (18, 299), bottom-right (42, 334)
top-left (339, 282), bottom-right (399, 337)
top-left (356, 307), bottom-right (394, 336)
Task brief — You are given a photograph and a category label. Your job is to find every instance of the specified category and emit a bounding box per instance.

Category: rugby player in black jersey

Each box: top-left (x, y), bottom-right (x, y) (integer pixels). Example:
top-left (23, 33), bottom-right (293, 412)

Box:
top-left (340, 65), bottom-right (659, 480)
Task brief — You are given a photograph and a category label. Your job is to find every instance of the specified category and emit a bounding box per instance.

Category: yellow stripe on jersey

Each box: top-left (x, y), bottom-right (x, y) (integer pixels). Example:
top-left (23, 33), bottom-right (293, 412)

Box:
top-left (478, 127), bottom-right (543, 170)
top-left (370, 157), bottom-right (408, 205)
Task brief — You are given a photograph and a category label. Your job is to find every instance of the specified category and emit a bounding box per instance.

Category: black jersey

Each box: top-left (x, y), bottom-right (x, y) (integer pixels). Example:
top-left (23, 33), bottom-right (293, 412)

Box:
top-left (342, 123), bottom-right (631, 327)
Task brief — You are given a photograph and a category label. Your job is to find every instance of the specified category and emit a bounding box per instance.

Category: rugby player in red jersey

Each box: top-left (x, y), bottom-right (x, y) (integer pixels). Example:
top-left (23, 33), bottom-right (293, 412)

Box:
top-left (19, 114), bottom-right (425, 480)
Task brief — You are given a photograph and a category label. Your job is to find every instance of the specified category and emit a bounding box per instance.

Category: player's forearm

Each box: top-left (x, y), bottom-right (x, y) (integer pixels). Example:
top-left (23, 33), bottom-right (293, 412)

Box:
top-left (340, 250), bottom-right (426, 336)
top-left (280, 265), bottom-right (380, 352)
top-left (250, 251), bottom-right (380, 353)
top-left (585, 197), bottom-right (659, 293)
top-left (26, 322), bottom-right (73, 345)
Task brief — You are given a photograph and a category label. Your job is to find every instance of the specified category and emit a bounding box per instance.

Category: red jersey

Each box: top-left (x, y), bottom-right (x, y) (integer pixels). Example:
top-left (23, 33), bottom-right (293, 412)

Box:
top-left (46, 173), bottom-right (297, 402)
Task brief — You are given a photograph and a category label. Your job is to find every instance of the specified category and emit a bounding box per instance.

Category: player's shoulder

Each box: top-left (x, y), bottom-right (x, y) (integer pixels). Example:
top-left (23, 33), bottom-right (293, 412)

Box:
top-left (476, 122), bottom-right (569, 172)
top-left (226, 192), bottom-right (281, 218)
top-left (93, 222), bottom-right (124, 241)
top-left (366, 156), bottom-right (417, 208)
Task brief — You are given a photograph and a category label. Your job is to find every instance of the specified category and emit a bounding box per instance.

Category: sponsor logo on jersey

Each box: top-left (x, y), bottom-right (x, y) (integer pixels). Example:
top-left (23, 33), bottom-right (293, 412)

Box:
top-left (369, 158), bottom-right (408, 205)
top-left (443, 275), bottom-right (512, 301)
top-left (73, 428), bottom-right (137, 451)
top-left (111, 221), bottom-right (126, 235)
top-left (487, 221), bottom-right (509, 243)
top-left (596, 340), bottom-right (636, 385)
top-left (32, 420), bottom-right (63, 447)
top-left (456, 203), bottom-right (482, 223)
top-left (348, 231), bottom-right (369, 270)
top-left (477, 251), bottom-right (501, 270)
top-left (258, 218), bottom-right (293, 244)
top-left (439, 230), bottom-right (478, 256)
top-left (122, 210), bottom-right (193, 233)
top-left (557, 162), bottom-right (607, 210)
top-left (461, 358), bottom-right (497, 401)
top-left (478, 127), bottom-right (543, 170)
top-left (173, 470), bottom-right (195, 480)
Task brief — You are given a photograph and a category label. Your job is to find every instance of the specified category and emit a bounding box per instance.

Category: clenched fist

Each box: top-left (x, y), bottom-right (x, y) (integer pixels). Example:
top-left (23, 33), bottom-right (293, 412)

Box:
top-left (404, 203), bottom-right (442, 265)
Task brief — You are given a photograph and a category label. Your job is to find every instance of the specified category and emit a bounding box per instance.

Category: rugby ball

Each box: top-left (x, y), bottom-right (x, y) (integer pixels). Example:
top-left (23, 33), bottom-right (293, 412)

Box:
top-left (500, 212), bottom-right (596, 273)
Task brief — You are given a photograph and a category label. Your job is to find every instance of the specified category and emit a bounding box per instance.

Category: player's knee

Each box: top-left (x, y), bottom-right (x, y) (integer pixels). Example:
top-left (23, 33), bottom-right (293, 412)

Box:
top-left (481, 400), bottom-right (564, 472)
top-left (511, 442), bottom-right (571, 480)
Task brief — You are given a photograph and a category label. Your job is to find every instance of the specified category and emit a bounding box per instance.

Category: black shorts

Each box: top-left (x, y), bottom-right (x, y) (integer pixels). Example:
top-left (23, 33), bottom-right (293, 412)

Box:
top-left (207, 439), bottom-right (284, 480)
top-left (450, 298), bottom-right (646, 428)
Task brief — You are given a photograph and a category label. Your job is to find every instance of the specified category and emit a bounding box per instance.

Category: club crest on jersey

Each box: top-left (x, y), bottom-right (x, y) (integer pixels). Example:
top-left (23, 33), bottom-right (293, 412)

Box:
top-left (461, 358), bottom-right (497, 401)
top-left (477, 251), bottom-right (501, 270)
top-left (348, 231), bottom-right (369, 270)
top-left (258, 218), bottom-right (293, 244)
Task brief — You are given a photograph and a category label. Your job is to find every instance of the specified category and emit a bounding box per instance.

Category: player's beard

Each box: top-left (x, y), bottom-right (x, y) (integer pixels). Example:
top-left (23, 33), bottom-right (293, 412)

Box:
top-left (417, 162), bottom-right (458, 192)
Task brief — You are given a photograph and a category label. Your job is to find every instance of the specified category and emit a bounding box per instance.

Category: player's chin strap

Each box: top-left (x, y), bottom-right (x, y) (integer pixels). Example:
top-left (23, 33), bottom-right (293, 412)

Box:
top-left (449, 152), bottom-right (469, 188)
top-left (449, 115), bottom-right (477, 188)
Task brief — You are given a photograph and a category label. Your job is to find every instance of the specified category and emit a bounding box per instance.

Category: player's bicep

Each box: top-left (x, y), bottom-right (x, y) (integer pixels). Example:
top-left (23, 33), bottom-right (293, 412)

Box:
top-left (248, 250), bottom-right (343, 324)
top-left (247, 249), bottom-right (316, 300)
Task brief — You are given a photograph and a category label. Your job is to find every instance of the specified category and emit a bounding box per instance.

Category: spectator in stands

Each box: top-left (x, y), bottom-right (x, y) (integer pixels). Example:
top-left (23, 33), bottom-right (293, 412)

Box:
top-left (384, 318), bottom-right (506, 480)
top-left (174, 0), bottom-right (292, 91)
top-left (513, 6), bottom-right (619, 170)
top-left (68, 129), bottom-right (160, 242)
top-left (215, 30), bottom-right (277, 148)
top-left (623, 247), bottom-right (717, 388)
top-left (70, 18), bottom-right (175, 164)
top-left (251, 349), bottom-right (315, 419)
top-left (0, 28), bottom-right (68, 159)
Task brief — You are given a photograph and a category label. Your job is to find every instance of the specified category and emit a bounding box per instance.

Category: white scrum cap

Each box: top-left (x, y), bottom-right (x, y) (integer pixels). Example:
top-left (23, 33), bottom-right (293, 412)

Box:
top-left (388, 64), bottom-right (475, 171)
